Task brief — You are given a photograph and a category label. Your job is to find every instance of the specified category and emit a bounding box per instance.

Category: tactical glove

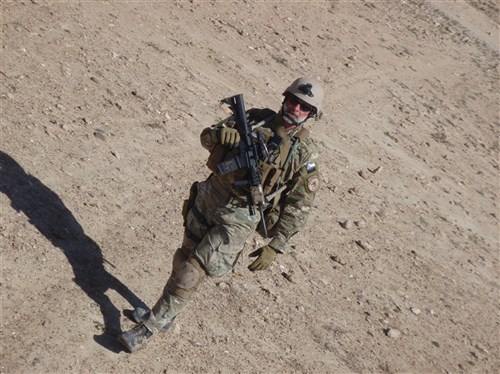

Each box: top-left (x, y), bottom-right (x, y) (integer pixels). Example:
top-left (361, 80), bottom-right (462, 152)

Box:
top-left (248, 245), bottom-right (277, 271)
top-left (218, 127), bottom-right (240, 148)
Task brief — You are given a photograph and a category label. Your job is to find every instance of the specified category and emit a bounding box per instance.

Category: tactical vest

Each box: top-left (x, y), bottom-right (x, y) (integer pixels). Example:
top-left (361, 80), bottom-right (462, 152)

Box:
top-left (206, 108), bottom-right (310, 204)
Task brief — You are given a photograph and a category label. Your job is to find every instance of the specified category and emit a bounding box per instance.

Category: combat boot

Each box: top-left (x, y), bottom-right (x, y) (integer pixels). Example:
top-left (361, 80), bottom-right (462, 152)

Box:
top-left (118, 323), bottom-right (153, 353)
top-left (131, 307), bottom-right (177, 333)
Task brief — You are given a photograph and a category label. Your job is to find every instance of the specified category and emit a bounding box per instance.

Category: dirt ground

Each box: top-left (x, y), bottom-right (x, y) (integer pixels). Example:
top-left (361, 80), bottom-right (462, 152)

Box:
top-left (1, 1), bottom-right (498, 373)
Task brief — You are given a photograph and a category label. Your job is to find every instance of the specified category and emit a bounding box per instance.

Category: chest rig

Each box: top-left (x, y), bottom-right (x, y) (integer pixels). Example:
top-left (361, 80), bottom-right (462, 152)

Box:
top-left (255, 113), bottom-right (310, 202)
top-left (257, 122), bottom-right (292, 196)
top-left (207, 108), bottom-right (309, 204)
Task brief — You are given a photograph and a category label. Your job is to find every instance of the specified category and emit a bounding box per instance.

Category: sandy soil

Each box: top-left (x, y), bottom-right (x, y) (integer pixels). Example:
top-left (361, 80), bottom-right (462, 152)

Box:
top-left (1, 1), bottom-right (498, 373)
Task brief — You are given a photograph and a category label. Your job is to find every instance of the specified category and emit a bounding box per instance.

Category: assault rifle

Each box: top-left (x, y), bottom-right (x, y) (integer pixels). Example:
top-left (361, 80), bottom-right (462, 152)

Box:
top-left (217, 94), bottom-right (269, 238)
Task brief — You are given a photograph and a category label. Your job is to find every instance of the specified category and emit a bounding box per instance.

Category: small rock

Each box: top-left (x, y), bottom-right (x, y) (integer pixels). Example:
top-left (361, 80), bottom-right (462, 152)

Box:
top-left (339, 220), bottom-right (352, 229)
top-left (131, 90), bottom-right (146, 100)
top-left (368, 166), bottom-right (382, 174)
top-left (330, 255), bottom-right (346, 265)
top-left (188, 339), bottom-right (202, 347)
top-left (347, 187), bottom-right (358, 194)
top-left (358, 170), bottom-right (370, 179)
top-left (62, 66), bottom-right (71, 77)
top-left (355, 240), bottom-right (373, 250)
top-left (426, 308), bottom-right (436, 316)
top-left (147, 122), bottom-right (163, 129)
top-left (106, 88), bottom-right (117, 97)
top-left (31, 357), bottom-right (41, 366)
top-left (386, 328), bottom-right (401, 338)
top-left (354, 220), bottom-right (367, 228)
top-left (94, 132), bottom-right (106, 140)
top-left (281, 272), bottom-right (295, 283)
top-left (111, 150), bottom-right (120, 159)
top-left (475, 343), bottom-right (489, 354)
top-left (93, 128), bottom-right (106, 140)
top-left (410, 307), bottom-right (421, 315)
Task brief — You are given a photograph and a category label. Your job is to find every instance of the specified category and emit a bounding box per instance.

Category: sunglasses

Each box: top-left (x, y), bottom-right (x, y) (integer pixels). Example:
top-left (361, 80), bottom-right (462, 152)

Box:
top-left (287, 95), bottom-right (314, 113)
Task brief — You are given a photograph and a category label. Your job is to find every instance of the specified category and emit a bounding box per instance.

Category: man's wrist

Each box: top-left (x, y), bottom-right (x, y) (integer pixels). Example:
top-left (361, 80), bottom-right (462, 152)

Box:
top-left (269, 237), bottom-right (286, 253)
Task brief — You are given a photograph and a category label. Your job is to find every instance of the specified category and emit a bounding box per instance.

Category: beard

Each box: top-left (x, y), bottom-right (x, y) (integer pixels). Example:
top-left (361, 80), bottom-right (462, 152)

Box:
top-left (283, 110), bottom-right (308, 126)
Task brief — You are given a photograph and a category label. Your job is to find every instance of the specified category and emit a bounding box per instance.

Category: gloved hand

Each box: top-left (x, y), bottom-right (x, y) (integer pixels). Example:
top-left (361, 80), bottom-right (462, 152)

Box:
top-left (248, 245), bottom-right (277, 271)
top-left (218, 127), bottom-right (240, 148)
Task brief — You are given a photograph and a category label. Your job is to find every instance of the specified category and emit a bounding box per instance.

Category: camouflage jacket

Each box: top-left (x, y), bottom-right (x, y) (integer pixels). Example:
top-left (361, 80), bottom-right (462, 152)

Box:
top-left (200, 108), bottom-right (320, 254)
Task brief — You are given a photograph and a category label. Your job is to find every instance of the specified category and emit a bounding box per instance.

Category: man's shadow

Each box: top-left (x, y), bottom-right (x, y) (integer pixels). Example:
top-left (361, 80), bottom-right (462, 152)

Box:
top-left (0, 151), bottom-right (146, 352)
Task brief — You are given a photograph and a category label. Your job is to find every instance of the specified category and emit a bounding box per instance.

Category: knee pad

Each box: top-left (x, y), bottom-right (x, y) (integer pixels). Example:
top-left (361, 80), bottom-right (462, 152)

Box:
top-left (168, 257), bottom-right (206, 300)
top-left (171, 246), bottom-right (191, 271)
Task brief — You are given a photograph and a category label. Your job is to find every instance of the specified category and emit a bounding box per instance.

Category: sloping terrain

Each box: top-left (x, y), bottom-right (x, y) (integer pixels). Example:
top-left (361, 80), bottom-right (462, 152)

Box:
top-left (1, 1), bottom-right (498, 373)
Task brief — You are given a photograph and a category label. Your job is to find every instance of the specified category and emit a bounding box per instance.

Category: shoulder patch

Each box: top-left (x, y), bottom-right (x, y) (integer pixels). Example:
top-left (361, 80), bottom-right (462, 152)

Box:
top-left (306, 175), bottom-right (320, 192)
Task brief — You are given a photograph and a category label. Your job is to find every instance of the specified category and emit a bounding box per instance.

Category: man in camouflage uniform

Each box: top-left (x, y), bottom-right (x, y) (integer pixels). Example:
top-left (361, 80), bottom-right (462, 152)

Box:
top-left (118, 77), bottom-right (325, 352)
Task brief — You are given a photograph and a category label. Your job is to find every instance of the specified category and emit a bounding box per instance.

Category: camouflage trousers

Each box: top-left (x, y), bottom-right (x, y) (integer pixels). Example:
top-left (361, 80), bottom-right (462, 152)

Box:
top-left (143, 174), bottom-right (260, 333)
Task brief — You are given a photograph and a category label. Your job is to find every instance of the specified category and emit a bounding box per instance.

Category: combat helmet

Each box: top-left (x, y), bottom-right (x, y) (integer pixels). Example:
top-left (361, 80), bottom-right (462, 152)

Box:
top-left (282, 77), bottom-right (324, 119)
